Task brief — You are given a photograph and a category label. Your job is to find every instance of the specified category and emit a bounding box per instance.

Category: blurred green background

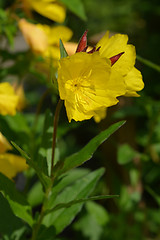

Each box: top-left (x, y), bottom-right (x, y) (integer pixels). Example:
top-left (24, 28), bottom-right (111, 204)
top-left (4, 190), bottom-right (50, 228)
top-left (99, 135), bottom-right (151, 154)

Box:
top-left (0, 0), bottom-right (160, 239)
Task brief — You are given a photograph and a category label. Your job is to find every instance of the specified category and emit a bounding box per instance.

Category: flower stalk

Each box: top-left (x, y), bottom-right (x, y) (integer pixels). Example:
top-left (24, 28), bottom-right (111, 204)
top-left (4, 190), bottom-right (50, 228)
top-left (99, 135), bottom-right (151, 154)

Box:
top-left (51, 98), bottom-right (63, 178)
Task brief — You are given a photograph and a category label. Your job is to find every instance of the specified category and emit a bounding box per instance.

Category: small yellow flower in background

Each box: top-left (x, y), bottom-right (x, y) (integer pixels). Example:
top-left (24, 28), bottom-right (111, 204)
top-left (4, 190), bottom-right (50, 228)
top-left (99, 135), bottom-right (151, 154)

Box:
top-left (0, 154), bottom-right (28, 179)
top-left (38, 24), bottom-right (73, 61)
top-left (19, 19), bottom-right (48, 53)
top-left (57, 30), bottom-right (144, 122)
top-left (0, 132), bottom-right (28, 179)
top-left (12, 82), bottom-right (27, 111)
top-left (0, 132), bottom-right (12, 154)
top-left (0, 82), bottom-right (19, 116)
top-left (19, 19), bottom-right (72, 63)
top-left (23, 0), bottom-right (66, 23)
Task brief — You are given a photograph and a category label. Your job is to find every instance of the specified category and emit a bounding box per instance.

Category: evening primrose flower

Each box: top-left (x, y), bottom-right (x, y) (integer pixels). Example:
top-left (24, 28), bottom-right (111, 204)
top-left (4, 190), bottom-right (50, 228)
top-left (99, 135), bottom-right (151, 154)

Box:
top-left (58, 52), bottom-right (126, 122)
top-left (23, 0), bottom-right (66, 23)
top-left (0, 154), bottom-right (28, 179)
top-left (57, 30), bottom-right (144, 122)
top-left (0, 132), bottom-right (12, 154)
top-left (19, 19), bottom-right (48, 53)
top-left (19, 19), bottom-right (72, 62)
top-left (0, 132), bottom-right (28, 179)
top-left (0, 82), bottom-right (19, 116)
top-left (12, 82), bottom-right (27, 111)
top-left (38, 24), bottom-right (73, 61)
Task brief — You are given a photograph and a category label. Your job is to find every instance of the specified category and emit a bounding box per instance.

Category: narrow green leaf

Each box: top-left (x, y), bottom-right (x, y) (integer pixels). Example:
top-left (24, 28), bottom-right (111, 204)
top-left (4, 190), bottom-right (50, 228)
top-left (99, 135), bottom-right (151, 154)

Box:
top-left (0, 173), bottom-right (33, 226)
top-left (45, 195), bottom-right (118, 215)
top-left (56, 121), bottom-right (126, 176)
top-left (47, 168), bottom-right (90, 208)
top-left (137, 55), bottom-right (160, 73)
top-left (59, 39), bottom-right (68, 59)
top-left (38, 110), bottom-right (53, 176)
top-left (42, 168), bottom-right (105, 234)
top-left (145, 186), bottom-right (160, 206)
top-left (59, 0), bottom-right (87, 21)
top-left (11, 141), bottom-right (51, 189)
top-left (11, 141), bottom-right (31, 161)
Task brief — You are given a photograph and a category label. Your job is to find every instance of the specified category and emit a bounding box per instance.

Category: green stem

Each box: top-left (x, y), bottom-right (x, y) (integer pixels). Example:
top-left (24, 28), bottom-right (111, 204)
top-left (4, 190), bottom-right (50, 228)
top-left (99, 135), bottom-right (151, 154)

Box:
top-left (137, 55), bottom-right (160, 73)
top-left (51, 99), bottom-right (63, 177)
top-left (31, 99), bottom-right (63, 239)
top-left (31, 185), bottom-right (52, 240)
top-left (31, 208), bottom-right (45, 240)
top-left (34, 89), bottom-right (50, 130)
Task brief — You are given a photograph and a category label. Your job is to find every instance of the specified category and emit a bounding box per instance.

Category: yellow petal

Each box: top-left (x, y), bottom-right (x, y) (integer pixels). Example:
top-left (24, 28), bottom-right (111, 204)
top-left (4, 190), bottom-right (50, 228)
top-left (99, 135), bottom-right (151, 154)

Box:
top-left (42, 46), bottom-right (60, 68)
top-left (28, 0), bottom-right (66, 23)
top-left (0, 132), bottom-right (12, 154)
top-left (12, 82), bottom-right (27, 111)
top-left (124, 67), bottom-right (144, 96)
top-left (64, 42), bottom-right (78, 56)
top-left (39, 25), bottom-right (72, 45)
top-left (97, 31), bottom-right (136, 76)
top-left (0, 82), bottom-right (19, 116)
top-left (93, 108), bottom-right (107, 123)
top-left (0, 153), bottom-right (28, 179)
top-left (19, 19), bottom-right (48, 53)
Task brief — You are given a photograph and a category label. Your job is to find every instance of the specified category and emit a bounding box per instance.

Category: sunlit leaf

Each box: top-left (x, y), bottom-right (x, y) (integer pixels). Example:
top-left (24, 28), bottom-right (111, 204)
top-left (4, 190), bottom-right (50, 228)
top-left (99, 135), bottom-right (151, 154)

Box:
top-left (42, 168), bottom-right (105, 234)
top-left (59, 0), bottom-right (87, 21)
top-left (55, 121), bottom-right (126, 176)
top-left (0, 173), bottom-right (33, 226)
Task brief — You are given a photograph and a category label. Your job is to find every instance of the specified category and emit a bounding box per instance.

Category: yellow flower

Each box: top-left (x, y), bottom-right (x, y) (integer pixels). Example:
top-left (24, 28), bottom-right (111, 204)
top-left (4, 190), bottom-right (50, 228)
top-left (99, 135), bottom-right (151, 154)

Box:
top-left (97, 31), bottom-right (144, 97)
top-left (0, 154), bottom-right (28, 179)
top-left (0, 132), bottom-right (28, 179)
top-left (58, 52), bottom-right (126, 122)
top-left (0, 132), bottom-right (12, 154)
top-left (38, 24), bottom-right (72, 61)
top-left (0, 82), bottom-right (19, 116)
top-left (19, 19), bottom-right (72, 64)
top-left (57, 30), bottom-right (144, 122)
top-left (12, 82), bottom-right (27, 111)
top-left (24, 0), bottom-right (66, 23)
top-left (18, 19), bottom-right (48, 53)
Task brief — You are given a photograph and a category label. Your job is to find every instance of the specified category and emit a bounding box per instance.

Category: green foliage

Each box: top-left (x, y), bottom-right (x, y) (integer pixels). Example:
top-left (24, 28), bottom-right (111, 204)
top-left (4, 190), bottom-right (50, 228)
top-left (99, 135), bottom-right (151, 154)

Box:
top-left (117, 144), bottom-right (138, 165)
top-left (59, 39), bottom-right (69, 59)
top-left (60, 0), bottom-right (87, 21)
top-left (42, 168), bottom-right (105, 234)
top-left (1, 0), bottom-right (160, 239)
top-left (0, 173), bottom-right (33, 227)
top-left (0, 9), bottom-right (17, 46)
top-left (55, 121), bottom-right (126, 176)
top-left (0, 194), bottom-right (24, 239)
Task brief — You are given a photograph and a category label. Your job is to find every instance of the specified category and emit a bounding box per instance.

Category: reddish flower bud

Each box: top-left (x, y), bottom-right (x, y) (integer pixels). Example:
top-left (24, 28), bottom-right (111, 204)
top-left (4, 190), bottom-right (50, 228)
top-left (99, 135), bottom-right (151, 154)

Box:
top-left (110, 52), bottom-right (125, 66)
top-left (76, 30), bottom-right (88, 53)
